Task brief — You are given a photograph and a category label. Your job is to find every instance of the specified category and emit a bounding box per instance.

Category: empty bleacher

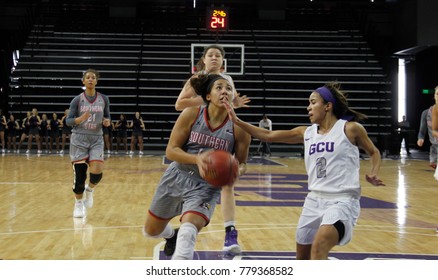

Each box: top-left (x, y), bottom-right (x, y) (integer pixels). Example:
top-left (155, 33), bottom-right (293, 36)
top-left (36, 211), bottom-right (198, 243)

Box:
top-left (7, 1), bottom-right (392, 155)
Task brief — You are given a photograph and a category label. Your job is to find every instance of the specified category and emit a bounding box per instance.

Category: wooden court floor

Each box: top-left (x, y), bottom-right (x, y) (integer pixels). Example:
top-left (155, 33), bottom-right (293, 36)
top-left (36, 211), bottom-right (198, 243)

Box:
top-left (0, 151), bottom-right (437, 260)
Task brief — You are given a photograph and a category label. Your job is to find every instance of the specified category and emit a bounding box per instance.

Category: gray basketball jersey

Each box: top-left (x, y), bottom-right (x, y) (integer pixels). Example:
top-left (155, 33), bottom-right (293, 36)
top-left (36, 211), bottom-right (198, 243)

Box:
top-left (175, 105), bottom-right (235, 178)
top-left (72, 92), bottom-right (108, 136)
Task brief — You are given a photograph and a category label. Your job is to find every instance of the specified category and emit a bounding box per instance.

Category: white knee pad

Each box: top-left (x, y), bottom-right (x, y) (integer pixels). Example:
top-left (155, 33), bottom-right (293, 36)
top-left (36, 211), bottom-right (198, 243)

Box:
top-left (171, 223), bottom-right (198, 260)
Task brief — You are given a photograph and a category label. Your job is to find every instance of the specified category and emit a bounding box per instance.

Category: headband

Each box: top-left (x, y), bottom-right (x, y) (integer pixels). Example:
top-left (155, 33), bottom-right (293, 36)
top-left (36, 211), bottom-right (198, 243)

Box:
top-left (315, 86), bottom-right (354, 121)
top-left (206, 74), bottom-right (227, 93)
top-left (315, 86), bottom-right (336, 108)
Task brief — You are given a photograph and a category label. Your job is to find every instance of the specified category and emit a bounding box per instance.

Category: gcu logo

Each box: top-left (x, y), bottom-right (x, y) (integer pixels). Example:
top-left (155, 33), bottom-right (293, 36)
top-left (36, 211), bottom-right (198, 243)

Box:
top-left (309, 142), bottom-right (334, 155)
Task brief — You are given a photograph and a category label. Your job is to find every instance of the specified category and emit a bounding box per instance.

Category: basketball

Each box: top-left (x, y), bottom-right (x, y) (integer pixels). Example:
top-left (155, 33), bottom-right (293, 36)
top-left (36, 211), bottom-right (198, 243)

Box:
top-left (203, 150), bottom-right (239, 187)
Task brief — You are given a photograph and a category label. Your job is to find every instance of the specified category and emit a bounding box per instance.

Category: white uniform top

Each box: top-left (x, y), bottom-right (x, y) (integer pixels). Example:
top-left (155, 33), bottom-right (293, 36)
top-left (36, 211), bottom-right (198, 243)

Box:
top-left (303, 119), bottom-right (360, 198)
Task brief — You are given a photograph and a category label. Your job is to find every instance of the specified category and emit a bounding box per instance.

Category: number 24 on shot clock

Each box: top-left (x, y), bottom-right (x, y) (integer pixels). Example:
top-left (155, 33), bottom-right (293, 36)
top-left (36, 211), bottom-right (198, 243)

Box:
top-left (207, 8), bottom-right (229, 31)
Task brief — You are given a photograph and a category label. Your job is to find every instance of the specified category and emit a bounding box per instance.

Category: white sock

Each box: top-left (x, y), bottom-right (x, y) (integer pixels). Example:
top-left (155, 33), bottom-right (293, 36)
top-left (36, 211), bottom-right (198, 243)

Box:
top-left (224, 221), bottom-right (235, 228)
top-left (171, 223), bottom-right (198, 260)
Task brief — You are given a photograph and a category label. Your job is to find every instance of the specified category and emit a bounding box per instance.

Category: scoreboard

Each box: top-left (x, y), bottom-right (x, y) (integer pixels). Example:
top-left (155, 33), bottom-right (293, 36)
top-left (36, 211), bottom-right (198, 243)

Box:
top-left (206, 8), bottom-right (229, 31)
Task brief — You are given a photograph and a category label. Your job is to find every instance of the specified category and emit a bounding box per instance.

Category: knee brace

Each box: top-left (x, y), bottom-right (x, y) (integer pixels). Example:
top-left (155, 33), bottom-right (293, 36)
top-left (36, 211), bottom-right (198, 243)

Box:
top-left (90, 173), bottom-right (103, 185)
top-left (72, 163), bottom-right (88, 194)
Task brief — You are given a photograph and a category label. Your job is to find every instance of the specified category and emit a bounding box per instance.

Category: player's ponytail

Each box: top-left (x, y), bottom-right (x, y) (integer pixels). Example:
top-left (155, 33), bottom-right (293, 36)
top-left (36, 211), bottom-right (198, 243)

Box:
top-left (321, 82), bottom-right (367, 122)
top-left (190, 74), bottom-right (224, 103)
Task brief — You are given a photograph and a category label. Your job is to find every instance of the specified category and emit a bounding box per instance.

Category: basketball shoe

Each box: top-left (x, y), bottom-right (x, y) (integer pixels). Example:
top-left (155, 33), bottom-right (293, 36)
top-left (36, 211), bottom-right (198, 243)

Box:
top-left (84, 185), bottom-right (93, 208)
top-left (164, 228), bottom-right (179, 256)
top-left (73, 200), bottom-right (86, 218)
top-left (223, 228), bottom-right (241, 254)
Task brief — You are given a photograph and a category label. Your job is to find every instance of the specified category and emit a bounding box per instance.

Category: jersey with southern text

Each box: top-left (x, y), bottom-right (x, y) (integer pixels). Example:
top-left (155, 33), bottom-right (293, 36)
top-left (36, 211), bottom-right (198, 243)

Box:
top-left (175, 105), bottom-right (235, 178)
top-left (70, 92), bottom-right (110, 136)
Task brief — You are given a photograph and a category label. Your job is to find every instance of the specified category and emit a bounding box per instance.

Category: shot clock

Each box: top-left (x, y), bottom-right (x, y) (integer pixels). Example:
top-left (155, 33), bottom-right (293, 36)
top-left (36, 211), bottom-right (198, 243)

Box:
top-left (206, 8), bottom-right (229, 31)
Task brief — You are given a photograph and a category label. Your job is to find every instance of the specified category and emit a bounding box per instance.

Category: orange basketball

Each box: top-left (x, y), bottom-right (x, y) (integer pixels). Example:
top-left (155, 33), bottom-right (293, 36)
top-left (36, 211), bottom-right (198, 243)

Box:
top-left (203, 150), bottom-right (239, 188)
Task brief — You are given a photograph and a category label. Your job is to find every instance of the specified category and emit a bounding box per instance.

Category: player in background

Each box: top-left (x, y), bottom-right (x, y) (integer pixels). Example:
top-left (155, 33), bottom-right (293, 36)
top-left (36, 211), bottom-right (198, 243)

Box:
top-left (49, 112), bottom-right (61, 154)
top-left (129, 112), bottom-right (145, 155)
top-left (6, 114), bottom-right (20, 152)
top-left (66, 69), bottom-right (111, 218)
top-left (26, 108), bottom-right (42, 154)
top-left (17, 111), bottom-right (31, 153)
top-left (114, 113), bottom-right (129, 154)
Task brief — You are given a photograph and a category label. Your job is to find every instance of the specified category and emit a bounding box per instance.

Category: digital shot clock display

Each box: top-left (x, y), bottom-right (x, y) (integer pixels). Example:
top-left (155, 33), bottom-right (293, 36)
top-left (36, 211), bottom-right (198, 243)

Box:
top-left (206, 8), bottom-right (229, 31)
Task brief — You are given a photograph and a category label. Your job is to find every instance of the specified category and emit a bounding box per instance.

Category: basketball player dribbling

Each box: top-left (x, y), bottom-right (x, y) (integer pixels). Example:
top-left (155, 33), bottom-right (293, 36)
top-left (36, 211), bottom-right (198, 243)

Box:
top-left (175, 44), bottom-right (250, 254)
top-left (143, 74), bottom-right (251, 259)
top-left (224, 81), bottom-right (385, 259)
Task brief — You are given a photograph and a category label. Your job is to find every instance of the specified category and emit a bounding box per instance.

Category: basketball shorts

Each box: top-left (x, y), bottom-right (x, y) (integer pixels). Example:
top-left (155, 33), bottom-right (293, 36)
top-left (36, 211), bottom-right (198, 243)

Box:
top-left (296, 193), bottom-right (360, 246)
top-left (148, 162), bottom-right (220, 226)
top-left (69, 133), bottom-right (104, 163)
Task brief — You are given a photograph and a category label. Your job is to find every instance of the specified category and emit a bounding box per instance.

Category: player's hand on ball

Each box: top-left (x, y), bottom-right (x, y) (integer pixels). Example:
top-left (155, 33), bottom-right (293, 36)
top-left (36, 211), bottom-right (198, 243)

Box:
top-left (196, 150), bottom-right (213, 179)
top-left (200, 150), bottom-right (239, 187)
top-left (365, 174), bottom-right (385, 186)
